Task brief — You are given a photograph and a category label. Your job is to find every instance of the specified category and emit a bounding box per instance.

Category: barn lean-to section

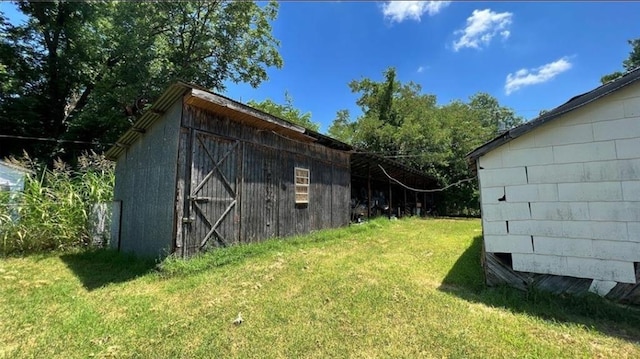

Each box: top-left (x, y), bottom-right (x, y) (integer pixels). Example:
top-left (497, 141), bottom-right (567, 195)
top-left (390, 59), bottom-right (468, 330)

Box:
top-left (467, 67), bottom-right (640, 304)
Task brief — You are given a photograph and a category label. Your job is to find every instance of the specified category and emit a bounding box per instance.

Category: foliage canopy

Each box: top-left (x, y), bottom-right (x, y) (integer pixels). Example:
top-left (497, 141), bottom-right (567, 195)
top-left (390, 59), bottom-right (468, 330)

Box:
top-left (247, 91), bottom-right (319, 132)
top-left (329, 67), bottom-right (523, 214)
top-left (0, 1), bottom-right (283, 160)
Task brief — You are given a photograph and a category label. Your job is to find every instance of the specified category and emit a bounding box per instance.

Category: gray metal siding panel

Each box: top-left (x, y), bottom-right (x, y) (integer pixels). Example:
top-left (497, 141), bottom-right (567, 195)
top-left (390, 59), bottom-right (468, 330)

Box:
top-left (112, 100), bottom-right (182, 258)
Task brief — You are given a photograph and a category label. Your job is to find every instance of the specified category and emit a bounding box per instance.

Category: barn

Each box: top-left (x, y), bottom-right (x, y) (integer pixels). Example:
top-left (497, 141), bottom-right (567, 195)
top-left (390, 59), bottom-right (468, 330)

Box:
top-left (466, 68), bottom-right (640, 304)
top-left (106, 82), bottom-right (436, 258)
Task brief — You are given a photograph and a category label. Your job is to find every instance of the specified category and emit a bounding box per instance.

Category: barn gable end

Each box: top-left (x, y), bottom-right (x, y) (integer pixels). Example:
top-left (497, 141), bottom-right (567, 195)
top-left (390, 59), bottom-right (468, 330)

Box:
top-left (111, 100), bottom-right (182, 257)
top-left (468, 68), bottom-right (640, 304)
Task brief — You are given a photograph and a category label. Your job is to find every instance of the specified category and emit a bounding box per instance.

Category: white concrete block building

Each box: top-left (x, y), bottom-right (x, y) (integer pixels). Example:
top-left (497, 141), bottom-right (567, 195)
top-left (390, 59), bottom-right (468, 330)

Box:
top-left (467, 68), bottom-right (640, 304)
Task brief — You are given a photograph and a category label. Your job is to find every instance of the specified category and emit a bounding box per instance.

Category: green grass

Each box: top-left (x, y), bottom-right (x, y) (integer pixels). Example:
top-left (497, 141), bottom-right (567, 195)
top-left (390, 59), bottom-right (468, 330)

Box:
top-left (1, 218), bottom-right (639, 358)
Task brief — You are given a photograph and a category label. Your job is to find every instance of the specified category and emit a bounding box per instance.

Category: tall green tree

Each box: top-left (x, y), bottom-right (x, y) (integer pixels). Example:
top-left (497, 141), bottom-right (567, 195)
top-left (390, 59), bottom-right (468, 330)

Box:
top-left (0, 1), bottom-right (283, 160)
top-left (247, 91), bottom-right (319, 131)
top-left (327, 109), bottom-right (355, 144)
top-left (328, 68), bottom-right (523, 215)
top-left (601, 37), bottom-right (640, 84)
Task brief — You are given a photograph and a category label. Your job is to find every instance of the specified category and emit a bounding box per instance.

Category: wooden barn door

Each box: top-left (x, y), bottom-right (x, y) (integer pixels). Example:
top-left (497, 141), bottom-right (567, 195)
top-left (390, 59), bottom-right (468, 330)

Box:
top-left (184, 131), bottom-right (241, 254)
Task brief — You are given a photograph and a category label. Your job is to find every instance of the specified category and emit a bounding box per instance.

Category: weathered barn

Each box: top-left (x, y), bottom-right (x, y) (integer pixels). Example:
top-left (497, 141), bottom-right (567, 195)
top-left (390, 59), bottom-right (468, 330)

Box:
top-left (106, 82), bottom-right (436, 258)
top-left (467, 68), bottom-right (640, 304)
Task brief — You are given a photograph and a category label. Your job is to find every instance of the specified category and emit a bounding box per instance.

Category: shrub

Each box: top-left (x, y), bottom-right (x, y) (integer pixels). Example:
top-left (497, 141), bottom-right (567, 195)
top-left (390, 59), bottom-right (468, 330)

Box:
top-left (0, 152), bottom-right (114, 255)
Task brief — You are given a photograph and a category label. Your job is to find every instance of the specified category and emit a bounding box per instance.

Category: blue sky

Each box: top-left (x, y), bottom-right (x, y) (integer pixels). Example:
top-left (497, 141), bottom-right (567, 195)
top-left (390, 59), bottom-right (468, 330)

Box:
top-left (224, 1), bottom-right (640, 132)
top-left (3, 1), bottom-right (639, 134)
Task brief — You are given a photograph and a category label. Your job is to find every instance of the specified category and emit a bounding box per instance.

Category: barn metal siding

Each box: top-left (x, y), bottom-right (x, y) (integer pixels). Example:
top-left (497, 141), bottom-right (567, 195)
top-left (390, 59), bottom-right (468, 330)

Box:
top-left (111, 100), bottom-right (182, 258)
top-left (180, 105), bottom-right (350, 255)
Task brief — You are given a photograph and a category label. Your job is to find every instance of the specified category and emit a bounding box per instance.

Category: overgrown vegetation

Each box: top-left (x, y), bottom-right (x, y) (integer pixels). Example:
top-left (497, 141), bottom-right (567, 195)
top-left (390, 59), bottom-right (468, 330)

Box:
top-left (1, 218), bottom-right (639, 358)
top-left (0, 152), bottom-right (113, 255)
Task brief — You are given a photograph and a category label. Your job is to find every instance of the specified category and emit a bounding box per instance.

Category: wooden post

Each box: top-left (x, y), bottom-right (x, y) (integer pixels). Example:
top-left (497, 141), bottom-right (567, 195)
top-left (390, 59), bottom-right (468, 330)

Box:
top-left (367, 164), bottom-right (372, 219)
top-left (403, 174), bottom-right (407, 218)
top-left (423, 179), bottom-right (427, 217)
top-left (415, 188), bottom-right (418, 217)
top-left (388, 179), bottom-right (392, 220)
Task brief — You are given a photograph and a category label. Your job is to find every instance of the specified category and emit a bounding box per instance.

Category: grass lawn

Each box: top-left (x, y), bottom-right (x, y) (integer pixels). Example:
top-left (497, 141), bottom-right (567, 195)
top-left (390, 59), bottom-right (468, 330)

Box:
top-left (1, 217), bottom-right (639, 358)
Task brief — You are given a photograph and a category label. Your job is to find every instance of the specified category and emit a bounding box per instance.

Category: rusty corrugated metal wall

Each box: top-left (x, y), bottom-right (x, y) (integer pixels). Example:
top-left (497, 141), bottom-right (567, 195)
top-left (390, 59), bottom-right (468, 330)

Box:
top-left (111, 101), bottom-right (182, 258)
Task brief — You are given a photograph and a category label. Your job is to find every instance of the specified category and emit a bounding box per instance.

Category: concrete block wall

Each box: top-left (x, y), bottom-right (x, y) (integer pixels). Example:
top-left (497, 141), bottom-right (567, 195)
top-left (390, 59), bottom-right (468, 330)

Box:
top-left (478, 82), bottom-right (640, 287)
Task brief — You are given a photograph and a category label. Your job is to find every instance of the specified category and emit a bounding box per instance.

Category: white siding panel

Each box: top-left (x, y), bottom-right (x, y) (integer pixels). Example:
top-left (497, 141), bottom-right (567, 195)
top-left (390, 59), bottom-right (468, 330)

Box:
top-left (593, 117), bottom-right (640, 141)
top-left (528, 163), bottom-right (585, 184)
top-left (505, 184), bottom-right (559, 202)
top-left (616, 138), bottom-right (640, 159)
top-left (534, 123), bottom-right (594, 147)
top-left (565, 257), bottom-right (636, 283)
top-left (623, 97), bottom-right (640, 118)
top-left (482, 203), bottom-right (531, 221)
top-left (622, 181), bottom-right (640, 201)
top-left (583, 159), bottom-right (640, 182)
top-left (508, 220), bottom-right (564, 237)
top-left (480, 186), bottom-right (506, 205)
top-left (478, 150), bottom-right (503, 169)
top-left (501, 147), bottom-right (554, 168)
top-left (561, 99), bottom-right (625, 126)
top-left (483, 220), bottom-right (508, 235)
top-left (484, 235), bottom-right (533, 254)
top-left (589, 202), bottom-right (640, 222)
top-left (592, 240), bottom-right (640, 262)
top-left (513, 254), bottom-right (636, 283)
top-left (562, 221), bottom-right (628, 241)
top-left (552, 141), bottom-right (617, 163)
top-left (583, 160), bottom-right (621, 181)
top-left (478, 167), bottom-right (528, 188)
top-left (508, 134), bottom-right (536, 150)
top-left (557, 182), bottom-right (623, 202)
top-left (533, 236), bottom-right (594, 258)
top-left (512, 253), bottom-right (568, 276)
top-left (531, 235), bottom-right (637, 264)
top-left (619, 159), bottom-right (640, 180)
top-left (589, 280), bottom-right (617, 296)
top-left (604, 85), bottom-right (640, 101)
top-left (627, 222), bottom-right (640, 242)
top-left (530, 202), bottom-right (590, 221)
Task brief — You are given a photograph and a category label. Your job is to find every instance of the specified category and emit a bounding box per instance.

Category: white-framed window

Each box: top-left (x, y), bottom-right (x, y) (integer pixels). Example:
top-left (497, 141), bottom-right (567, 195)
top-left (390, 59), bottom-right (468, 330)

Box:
top-left (294, 167), bottom-right (309, 204)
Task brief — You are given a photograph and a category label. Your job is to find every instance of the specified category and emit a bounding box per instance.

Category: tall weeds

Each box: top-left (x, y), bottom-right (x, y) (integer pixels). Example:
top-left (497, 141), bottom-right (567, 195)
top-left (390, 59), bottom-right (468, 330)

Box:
top-left (0, 152), bottom-right (114, 255)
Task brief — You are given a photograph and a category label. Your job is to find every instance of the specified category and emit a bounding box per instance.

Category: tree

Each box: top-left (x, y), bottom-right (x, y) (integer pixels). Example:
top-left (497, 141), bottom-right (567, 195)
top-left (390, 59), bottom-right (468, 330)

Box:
top-left (601, 37), bottom-right (640, 84)
top-left (329, 68), bottom-right (523, 215)
top-left (0, 1), bottom-right (283, 160)
top-left (247, 91), bottom-right (319, 131)
top-left (468, 92), bottom-right (523, 135)
top-left (327, 109), bottom-right (355, 144)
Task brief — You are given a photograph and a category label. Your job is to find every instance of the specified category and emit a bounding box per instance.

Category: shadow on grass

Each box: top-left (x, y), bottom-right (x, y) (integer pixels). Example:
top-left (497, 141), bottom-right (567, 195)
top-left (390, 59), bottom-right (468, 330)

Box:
top-left (440, 235), bottom-right (640, 344)
top-left (60, 249), bottom-right (156, 291)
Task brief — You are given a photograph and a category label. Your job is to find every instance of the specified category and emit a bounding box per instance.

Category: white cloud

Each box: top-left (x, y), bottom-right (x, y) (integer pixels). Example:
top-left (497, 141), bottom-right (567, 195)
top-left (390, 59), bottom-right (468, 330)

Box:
top-left (452, 9), bottom-right (512, 51)
top-left (417, 66), bottom-right (425, 73)
top-left (505, 57), bottom-right (573, 95)
top-left (382, 1), bottom-right (451, 23)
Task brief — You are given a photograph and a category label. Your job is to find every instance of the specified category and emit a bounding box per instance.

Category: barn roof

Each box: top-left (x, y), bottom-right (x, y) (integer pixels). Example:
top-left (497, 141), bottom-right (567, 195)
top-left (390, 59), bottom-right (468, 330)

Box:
top-left (350, 152), bottom-right (438, 188)
top-left (466, 66), bottom-right (640, 164)
top-left (105, 81), bottom-right (352, 161)
top-left (105, 81), bottom-right (436, 187)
